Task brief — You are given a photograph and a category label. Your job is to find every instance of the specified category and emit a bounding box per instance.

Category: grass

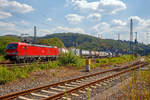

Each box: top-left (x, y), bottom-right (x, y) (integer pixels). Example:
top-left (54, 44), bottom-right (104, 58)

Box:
top-left (0, 54), bottom-right (136, 84)
top-left (86, 87), bottom-right (91, 100)
top-left (0, 61), bottom-right (59, 84)
top-left (119, 65), bottom-right (150, 100)
top-left (0, 55), bottom-right (5, 62)
top-left (0, 52), bottom-right (85, 84)
top-left (59, 52), bottom-right (85, 68)
top-left (92, 55), bottom-right (136, 68)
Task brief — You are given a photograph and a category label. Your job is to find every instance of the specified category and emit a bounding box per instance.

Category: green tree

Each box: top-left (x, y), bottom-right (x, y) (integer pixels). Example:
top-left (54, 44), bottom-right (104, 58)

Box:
top-left (0, 36), bottom-right (20, 55)
top-left (37, 38), bottom-right (65, 48)
top-left (37, 39), bottom-right (49, 45)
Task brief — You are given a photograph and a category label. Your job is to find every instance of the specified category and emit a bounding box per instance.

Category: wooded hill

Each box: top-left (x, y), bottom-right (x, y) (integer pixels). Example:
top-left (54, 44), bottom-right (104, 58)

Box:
top-left (1, 33), bottom-right (150, 55)
top-left (42, 33), bottom-right (150, 55)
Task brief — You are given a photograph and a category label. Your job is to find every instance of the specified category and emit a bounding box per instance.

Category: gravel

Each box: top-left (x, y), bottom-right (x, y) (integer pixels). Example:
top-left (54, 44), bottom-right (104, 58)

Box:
top-left (0, 60), bottom-right (139, 97)
top-left (0, 65), bottom-right (113, 96)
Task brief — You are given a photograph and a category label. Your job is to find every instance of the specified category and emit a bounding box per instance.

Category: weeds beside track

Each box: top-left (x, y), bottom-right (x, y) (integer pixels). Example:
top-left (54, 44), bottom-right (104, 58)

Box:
top-left (0, 61), bottom-right (146, 100)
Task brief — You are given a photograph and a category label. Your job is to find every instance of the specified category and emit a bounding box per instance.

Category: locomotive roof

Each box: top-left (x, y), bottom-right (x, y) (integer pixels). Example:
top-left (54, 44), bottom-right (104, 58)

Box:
top-left (9, 42), bottom-right (57, 48)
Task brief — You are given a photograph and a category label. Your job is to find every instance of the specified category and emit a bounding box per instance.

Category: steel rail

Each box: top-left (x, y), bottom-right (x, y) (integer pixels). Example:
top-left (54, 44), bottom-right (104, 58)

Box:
top-left (43, 63), bottom-right (148, 100)
top-left (0, 61), bottom-right (143, 100)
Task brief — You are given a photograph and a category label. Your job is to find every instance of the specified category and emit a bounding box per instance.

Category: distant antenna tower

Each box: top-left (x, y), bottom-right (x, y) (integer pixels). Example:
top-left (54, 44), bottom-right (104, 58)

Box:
top-left (34, 26), bottom-right (36, 43)
top-left (135, 32), bottom-right (137, 44)
top-left (130, 19), bottom-right (133, 42)
top-left (146, 33), bottom-right (150, 44)
top-left (130, 18), bottom-right (133, 53)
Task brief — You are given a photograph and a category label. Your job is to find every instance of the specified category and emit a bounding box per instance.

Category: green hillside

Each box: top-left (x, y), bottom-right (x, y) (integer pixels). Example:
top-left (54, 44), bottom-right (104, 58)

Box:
top-left (42, 33), bottom-right (150, 55)
top-left (1, 33), bottom-right (150, 56)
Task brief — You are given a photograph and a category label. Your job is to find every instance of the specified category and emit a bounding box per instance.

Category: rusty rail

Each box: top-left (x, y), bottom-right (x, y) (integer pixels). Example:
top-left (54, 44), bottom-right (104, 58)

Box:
top-left (0, 61), bottom-right (145, 100)
top-left (43, 63), bottom-right (148, 100)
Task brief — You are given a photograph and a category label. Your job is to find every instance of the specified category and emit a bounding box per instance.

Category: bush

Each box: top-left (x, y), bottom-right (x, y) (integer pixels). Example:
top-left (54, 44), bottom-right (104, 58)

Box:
top-left (0, 36), bottom-right (20, 55)
top-left (12, 66), bottom-right (28, 79)
top-left (39, 61), bottom-right (59, 69)
top-left (96, 55), bottom-right (136, 67)
top-left (0, 61), bottom-right (60, 84)
top-left (59, 52), bottom-right (85, 67)
top-left (122, 66), bottom-right (150, 99)
top-left (0, 66), bottom-right (16, 84)
top-left (0, 56), bottom-right (5, 62)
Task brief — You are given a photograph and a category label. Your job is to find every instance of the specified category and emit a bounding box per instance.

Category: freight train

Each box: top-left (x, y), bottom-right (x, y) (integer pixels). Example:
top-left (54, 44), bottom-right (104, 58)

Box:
top-left (5, 42), bottom-right (112, 62)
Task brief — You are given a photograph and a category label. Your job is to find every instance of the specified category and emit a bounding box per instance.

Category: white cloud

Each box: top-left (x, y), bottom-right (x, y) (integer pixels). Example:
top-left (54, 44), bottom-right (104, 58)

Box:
top-left (0, 11), bottom-right (12, 19)
top-left (66, 0), bottom-right (126, 14)
top-left (13, 20), bottom-right (30, 28)
top-left (15, 28), bottom-right (32, 35)
top-left (47, 18), bottom-right (52, 22)
top-left (129, 16), bottom-right (150, 32)
top-left (52, 26), bottom-right (85, 34)
top-left (66, 0), bottom-right (99, 13)
top-left (98, 0), bottom-right (126, 14)
top-left (92, 22), bottom-right (111, 34)
top-left (38, 26), bottom-right (86, 36)
top-left (65, 14), bottom-right (84, 24)
top-left (0, 0), bottom-right (34, 13)
top-left (91, 17), bottom-right (150, 43)
top-left (87, 13), bottom-right (101, 21)
top-left (20, 20), bottom-right (30, 26)
top-left (112, 19), bottom-right (127, 26)
top-left (0, 21), bottom-right (15, 31)
top-left (129, 16), bottom-right (150, 27)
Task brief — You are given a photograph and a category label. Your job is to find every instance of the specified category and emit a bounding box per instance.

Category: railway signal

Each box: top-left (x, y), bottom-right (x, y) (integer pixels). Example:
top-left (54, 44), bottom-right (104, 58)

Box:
top-left (86, 59), bottom-right (91, 72)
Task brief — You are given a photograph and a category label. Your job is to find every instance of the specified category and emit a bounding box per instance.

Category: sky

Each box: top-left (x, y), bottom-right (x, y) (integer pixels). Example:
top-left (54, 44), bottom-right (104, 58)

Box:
top-left (0, 0), bottom-right (150, 44)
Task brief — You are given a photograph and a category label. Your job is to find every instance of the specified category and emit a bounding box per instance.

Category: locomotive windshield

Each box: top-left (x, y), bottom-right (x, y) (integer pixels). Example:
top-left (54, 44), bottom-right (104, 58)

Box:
top-left (7, 44), bottom-right (18, 49)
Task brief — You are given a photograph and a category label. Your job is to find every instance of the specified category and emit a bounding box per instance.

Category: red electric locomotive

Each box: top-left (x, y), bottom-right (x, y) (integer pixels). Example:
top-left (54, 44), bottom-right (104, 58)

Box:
top-left (5, 42), bottom-right (59, 62)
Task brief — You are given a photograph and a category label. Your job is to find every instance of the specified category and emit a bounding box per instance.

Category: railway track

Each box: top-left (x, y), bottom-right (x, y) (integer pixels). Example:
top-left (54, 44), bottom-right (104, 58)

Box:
top-left (0, 61), bottom-right (147, 100)
top-left (0, 62), bottom-right (50, 68)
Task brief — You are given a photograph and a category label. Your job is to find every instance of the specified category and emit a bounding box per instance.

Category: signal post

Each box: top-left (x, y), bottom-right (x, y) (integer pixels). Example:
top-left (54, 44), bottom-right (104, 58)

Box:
top-left (86, 58), bottom-right (91, 72)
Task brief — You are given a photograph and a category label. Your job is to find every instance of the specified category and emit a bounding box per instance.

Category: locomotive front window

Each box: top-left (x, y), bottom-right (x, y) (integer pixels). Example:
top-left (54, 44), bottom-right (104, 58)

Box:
top-left (7, 44), bottom-right (18, 49)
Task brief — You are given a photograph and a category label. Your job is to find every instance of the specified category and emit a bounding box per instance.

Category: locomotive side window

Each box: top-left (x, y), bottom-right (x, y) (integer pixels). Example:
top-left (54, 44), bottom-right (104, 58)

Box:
top-left (7, 44), bottom-right (18, 49)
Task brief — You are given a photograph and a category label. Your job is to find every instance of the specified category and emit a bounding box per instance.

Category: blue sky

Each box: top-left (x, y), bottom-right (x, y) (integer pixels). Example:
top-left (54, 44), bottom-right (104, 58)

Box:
top-left (0, 0), bottom-right (150, 44)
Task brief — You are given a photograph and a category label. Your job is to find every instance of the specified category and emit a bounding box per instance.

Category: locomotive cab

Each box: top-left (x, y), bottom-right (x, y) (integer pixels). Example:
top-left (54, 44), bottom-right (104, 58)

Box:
top-left (5, 43), bottom-right (18, 60)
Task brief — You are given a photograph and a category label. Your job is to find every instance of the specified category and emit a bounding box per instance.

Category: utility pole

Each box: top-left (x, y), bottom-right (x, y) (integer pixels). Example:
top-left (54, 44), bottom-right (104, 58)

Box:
top-left (146, 33), bottom-right (149, 44)
top-left (134, 32), bottom-right (138, 56)
top-left (117, 33), bottom-right (120, 54)
top-left (118, 33), bottom-right (120, 40)
top-left (98, 33), bottom-right (102, 39)
top-left (21, 33), bottom-right (29, 42)
top-left (34, 26), bottom-right (37, 44)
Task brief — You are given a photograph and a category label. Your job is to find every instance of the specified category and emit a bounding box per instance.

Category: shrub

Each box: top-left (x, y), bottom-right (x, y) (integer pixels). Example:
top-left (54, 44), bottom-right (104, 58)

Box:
top-left (121, 66), bottom-right (150, 100)
top-left (0, 61), bottom-right (61, 84)
top-left (96, 55), bottom-right (136, 67)
top-left (44, 61), bottom-right (59, 69)
top-left (0, 56), bottom-right (5, 62)
top-left (12, 67), bottom-right (28, 78)
top-left (59, 52), bottom-right (85, 67)
top-left (0, 66), bottom-right (16, 84)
